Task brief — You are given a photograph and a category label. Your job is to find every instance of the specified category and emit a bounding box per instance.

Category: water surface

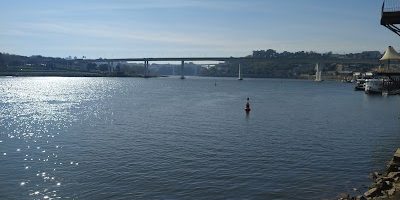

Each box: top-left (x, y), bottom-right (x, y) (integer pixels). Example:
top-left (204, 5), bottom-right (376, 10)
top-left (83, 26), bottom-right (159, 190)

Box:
top-left (1, 77), bottom-right (400, 200)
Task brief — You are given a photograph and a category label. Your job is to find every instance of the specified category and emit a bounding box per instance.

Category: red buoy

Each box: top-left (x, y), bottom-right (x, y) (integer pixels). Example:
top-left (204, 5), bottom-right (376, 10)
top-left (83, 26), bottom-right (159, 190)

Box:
top-left (245, 97), bottom-right (251, 113)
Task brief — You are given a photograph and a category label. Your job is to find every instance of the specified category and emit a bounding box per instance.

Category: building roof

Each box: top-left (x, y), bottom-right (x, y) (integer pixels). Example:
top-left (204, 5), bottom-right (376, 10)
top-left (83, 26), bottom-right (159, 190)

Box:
top-left (380, 46), bottom-right (400, 60)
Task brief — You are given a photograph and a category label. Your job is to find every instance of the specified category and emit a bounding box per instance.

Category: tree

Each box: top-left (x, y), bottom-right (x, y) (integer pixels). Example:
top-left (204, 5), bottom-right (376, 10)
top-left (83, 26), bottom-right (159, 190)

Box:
top-left (265, 49), bottom-right (277, 58)
top-left (86, 63), bottom-right (97, 71)
top-left (0, 53), bottom-right (4, 71)
top-left (99, 64), bottom-right (109, 72)
top-left (9, 60), bottom-right (23, 67)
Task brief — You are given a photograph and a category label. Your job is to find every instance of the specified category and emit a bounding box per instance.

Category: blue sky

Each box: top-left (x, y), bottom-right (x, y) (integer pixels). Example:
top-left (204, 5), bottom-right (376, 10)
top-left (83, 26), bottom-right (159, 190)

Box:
top-left (0, 0), bottom-right (397, 58)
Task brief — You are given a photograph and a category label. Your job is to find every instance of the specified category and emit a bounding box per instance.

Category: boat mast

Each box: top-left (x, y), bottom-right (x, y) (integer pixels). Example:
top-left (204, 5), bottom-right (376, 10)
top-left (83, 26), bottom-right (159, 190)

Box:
top-left (238, 64), bottom-right (243, 80)
top-left (239, 64), bottom-right (241, 79)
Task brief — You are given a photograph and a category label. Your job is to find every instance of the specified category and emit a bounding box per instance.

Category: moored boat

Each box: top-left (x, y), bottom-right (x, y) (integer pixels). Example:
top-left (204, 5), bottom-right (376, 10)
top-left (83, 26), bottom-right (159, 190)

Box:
top-left (365, 79), bottom-right (384, 94)
top-left (355, 79), bottom-right (366, 91)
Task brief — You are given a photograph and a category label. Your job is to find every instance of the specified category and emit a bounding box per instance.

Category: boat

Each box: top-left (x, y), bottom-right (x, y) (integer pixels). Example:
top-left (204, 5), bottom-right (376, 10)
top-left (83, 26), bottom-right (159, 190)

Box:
top-left (315, 63), bottom-right (323, 82)
top-left (355, 79), bottom-right (366, 91)
top-left (365, 79), bottom-right (384, 94)
top-left (245, 107), bottom-right (251, 112)
top-left (354, 72), bottom-right (375, 91)
top-left (238, 64), bottom-right (243, 80)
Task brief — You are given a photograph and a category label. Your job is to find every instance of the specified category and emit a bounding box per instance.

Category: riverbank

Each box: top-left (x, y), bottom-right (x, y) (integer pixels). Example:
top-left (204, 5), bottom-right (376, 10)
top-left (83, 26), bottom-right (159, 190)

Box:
top-left (339, 148), bottom-right (400, 200)
top-left (0, 71), bottom-right (152, 77)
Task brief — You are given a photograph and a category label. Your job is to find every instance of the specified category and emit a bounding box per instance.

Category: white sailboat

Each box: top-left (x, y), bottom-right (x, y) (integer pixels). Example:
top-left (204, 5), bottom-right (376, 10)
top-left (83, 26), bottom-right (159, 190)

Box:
top-left (315, 63), bottom-right (323, 82)
top-left (238, 64), bottom-right (243, 80)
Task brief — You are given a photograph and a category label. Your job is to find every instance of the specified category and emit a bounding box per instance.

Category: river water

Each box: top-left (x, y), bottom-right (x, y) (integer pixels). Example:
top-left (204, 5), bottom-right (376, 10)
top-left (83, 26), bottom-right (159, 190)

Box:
top-left (0, 77), bottom-right (399, 200)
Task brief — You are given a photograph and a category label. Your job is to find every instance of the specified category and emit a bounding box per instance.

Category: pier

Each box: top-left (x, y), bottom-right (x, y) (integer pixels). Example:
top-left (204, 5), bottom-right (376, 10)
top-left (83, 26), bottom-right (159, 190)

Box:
top-left (379, 72), bottom-right (400, 95)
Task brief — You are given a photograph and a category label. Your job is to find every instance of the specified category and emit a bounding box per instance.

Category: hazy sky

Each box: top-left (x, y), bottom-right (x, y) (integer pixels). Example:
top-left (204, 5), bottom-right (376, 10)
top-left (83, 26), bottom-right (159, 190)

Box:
top-left (0, 0), bottom-right (397, 58)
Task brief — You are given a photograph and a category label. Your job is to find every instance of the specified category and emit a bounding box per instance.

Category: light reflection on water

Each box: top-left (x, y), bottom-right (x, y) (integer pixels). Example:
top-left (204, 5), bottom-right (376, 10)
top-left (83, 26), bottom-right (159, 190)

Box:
top-left (0, 77), bottom-right (400, 200)
top-left (0, 77), bottom-right (103, 199)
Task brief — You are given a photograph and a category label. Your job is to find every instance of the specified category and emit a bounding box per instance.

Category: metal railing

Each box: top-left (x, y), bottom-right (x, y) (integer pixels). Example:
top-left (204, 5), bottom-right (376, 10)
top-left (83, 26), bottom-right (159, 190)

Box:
top-left (383, 0), bottom-right (400, 12)
top-left (383, 77), bottom-right (400, 92)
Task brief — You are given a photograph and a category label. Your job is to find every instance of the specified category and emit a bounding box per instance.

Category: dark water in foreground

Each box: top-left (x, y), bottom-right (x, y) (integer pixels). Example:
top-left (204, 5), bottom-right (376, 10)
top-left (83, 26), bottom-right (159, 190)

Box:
top-left (1, 77), bottom-right (400, 200)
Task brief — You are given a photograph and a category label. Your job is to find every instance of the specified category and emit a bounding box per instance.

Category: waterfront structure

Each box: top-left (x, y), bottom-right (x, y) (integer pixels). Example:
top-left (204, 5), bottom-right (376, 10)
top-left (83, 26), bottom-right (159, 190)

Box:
top-left (360, 46), bottom-right (400, 94)
top-left (380, 46), bottom-right (400, 71)
top-left (379, 72), bottom-right (400, 95)
top-left (381, 0), bottom-right (400, 36)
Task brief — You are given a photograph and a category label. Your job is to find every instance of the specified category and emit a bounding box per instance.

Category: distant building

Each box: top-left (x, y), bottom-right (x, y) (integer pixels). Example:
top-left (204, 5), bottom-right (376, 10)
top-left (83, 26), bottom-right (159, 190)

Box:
top-left (360, 51), bottom-right (382, 59)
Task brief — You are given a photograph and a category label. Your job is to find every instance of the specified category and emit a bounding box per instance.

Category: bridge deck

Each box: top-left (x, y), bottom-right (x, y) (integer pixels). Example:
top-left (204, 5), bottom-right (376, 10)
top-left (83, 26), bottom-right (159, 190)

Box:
top-left (82, 57), bottom-right (249, 62)
top-left (78, 57), bottom-right (378, 65)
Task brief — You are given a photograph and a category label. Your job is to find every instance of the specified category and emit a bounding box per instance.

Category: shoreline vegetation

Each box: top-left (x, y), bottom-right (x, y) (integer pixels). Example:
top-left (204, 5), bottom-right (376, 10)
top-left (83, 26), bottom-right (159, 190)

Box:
top-left (0, 49), bottom-right (384, 79)
top-left (0, 71), bottom-right (144, 77)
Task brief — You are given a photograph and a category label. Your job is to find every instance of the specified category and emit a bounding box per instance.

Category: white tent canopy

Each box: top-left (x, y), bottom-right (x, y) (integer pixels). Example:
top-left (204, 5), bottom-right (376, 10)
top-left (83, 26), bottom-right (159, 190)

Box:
top-left (380, 46), bottom-right (400, 61)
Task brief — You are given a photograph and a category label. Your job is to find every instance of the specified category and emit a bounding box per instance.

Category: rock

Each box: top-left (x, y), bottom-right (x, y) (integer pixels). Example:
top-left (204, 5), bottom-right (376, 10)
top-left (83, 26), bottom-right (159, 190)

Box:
top-left (380, 194), bottom-right (388, 199)
top-left (387, 172), bottom-right (400, 179)
top-left (382, 177), bottom-right (394, 182)
top-left (374, 179), bottom-right (383, 189)
top-left (338, 193), bottom-right (350, 199)
top-left (364, 187), bottom-right (380, 198)
top-left (387, 188), bottom-right (396, 196)
top-left (343, 148), bottom-right (400, 200)
top-left (393, 148), bottom-right (400, 162)
top-left (382, 180), bottom-right (393, 190)
top-left (373, 172), bottom-right (382, 180)
top-left (387, 159), bottom-right (400, 172)
top-left (355, 195), bottom-right (367, 200)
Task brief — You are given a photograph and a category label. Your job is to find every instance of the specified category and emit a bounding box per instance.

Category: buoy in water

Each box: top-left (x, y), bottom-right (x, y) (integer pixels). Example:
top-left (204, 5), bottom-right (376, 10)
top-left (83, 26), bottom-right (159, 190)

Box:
top-left (245, 97), bottom-right (251, 113)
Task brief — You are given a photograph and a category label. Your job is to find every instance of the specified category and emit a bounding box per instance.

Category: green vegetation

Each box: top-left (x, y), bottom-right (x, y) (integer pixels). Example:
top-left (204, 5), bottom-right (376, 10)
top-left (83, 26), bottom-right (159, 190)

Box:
top-left (201, 49), bottom-right (382, 78)
top-left (0, 53), bottom-right (141, 77)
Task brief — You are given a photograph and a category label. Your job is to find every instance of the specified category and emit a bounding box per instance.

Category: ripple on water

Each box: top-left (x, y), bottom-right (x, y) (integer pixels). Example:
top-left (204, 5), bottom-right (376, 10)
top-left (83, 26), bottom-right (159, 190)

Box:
top-left (1, 77), bottom-right (400, 200)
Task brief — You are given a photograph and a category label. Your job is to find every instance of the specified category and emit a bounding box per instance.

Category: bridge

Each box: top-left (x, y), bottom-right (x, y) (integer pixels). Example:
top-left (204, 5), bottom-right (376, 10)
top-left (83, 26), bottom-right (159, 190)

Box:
top-left (77, 56), bottom-right (379, 79)
top-left (81, 57), bottom-right (251, 79)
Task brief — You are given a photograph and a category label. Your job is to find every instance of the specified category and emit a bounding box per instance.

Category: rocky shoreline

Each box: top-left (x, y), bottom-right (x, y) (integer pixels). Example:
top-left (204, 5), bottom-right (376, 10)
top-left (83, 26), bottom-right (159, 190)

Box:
top-left (338, 148), bottom-right (400, 200)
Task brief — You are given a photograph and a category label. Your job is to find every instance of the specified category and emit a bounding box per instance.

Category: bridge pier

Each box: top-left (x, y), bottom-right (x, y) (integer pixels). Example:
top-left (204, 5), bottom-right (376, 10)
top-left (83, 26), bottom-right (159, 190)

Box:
top-left (107, 61), bottom-right (113, 73)
top-left (180, 60), bottom-right (185, 79)
top-left (144, 60), bottom-right (149, 78)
